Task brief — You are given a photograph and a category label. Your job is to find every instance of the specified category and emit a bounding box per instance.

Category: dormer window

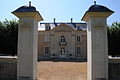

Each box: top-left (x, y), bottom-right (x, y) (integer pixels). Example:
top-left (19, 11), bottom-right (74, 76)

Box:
top-left (45, 26), bottom-right (51, 31)
top-left (61, 36), bottom-right (65, 42)
top-left (77, 26), bottom-right (82, 30)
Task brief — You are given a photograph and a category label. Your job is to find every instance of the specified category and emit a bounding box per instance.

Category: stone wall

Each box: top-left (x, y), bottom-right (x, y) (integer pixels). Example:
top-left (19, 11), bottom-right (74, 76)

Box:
top-left (0, 58), bottom-right (120, 80)
top-left (109, 59), bottom-right (120, 80)
top-left (38, 24), bottom-right (87, 59)
top-left (0, 57), bottom-right (17, 80)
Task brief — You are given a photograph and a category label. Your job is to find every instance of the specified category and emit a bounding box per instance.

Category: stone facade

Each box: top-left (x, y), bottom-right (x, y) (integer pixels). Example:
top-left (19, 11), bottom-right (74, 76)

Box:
top-left (38, 23), bottom-right (87, 59)
top-left (0, 58), bottom-right (17, 80)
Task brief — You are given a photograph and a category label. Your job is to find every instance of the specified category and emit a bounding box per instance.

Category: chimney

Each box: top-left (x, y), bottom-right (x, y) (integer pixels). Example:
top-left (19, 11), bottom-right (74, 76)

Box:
top-left (29, 1), bottom-right (31, 7)
top-left (54, 18), bottom-right (56, 23)
top-left (71, 18), bottom-right (73, 23)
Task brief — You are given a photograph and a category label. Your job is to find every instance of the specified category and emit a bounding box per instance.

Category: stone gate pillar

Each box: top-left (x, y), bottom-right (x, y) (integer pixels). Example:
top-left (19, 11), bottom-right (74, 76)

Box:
top-left (12, 2), bottom-right (43, 80)
top-left (81, 2), bottom-right (114, 80)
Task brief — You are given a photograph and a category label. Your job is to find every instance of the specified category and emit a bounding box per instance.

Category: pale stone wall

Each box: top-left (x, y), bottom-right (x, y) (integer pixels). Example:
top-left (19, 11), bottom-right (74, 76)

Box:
top-left (38, 24), bottom-right (87, 59)
top-left (51, 31), bottom-right (75, 58)
top-left (0, 58), bottom-right (119, 80)
top-left (17, 16), bottom-right (39, 80)
top-left (38, 31), bottom-right (51, 57)
top-left (82, 12), bottom-right (111, 80)
top-left (75, 31), bottom-right (87, 59)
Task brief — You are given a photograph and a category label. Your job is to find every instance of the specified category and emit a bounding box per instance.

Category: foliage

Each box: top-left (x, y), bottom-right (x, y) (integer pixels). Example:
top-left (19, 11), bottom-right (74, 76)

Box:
top-left (108, 22), bottom-right (120, 56)
top-left (0, 19), bottom-right (120, 56)
top-left (0, 19), bottom-right (18, 56)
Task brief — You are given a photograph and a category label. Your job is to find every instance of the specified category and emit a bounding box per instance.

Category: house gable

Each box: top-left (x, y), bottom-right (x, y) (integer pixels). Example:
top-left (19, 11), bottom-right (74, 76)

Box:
top-left (51, 23), bottom-right (75, 32)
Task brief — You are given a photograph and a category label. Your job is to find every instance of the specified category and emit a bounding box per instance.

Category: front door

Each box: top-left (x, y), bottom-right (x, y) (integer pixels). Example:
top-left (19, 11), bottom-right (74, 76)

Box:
top-left (60, 48), bottom-right (66, 58)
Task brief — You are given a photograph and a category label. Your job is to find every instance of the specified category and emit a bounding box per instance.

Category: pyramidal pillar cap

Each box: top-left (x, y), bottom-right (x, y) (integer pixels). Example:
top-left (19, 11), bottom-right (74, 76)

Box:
top-left (81, 1), bottom-right (114, 21)
top-left (12, 1), bottom-right (43, 21)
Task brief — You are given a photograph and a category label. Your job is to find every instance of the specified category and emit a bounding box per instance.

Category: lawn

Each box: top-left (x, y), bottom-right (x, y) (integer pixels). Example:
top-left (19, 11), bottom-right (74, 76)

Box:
top-left (37, 61), bottom-right (87, 80)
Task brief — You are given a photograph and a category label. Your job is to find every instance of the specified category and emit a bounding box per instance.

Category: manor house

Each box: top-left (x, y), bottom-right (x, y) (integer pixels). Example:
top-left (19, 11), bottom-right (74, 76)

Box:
top-left (12, 1), bottom-right (114, 80)
top-left (38, 19), bottom-right (87, 59)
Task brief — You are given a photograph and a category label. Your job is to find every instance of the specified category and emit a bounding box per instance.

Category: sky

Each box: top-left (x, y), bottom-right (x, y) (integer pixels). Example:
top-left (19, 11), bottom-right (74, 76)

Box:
top-left (0, 0), bottom-right (120, 26)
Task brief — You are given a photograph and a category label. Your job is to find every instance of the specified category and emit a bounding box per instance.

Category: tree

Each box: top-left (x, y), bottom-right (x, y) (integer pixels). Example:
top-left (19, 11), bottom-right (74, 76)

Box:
top-left (0, 19), bottom-right (119, 56)
top-left (108, 22), bottom-right (120, 56)
top-left (0, 19), bottom-right (18, 56)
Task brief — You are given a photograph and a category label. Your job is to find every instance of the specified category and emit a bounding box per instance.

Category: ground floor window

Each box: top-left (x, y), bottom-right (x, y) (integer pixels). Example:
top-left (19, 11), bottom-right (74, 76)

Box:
top-left (76, 47), bottom-right (81, 54)
top-left (44, 47), bottom-right (49, 54)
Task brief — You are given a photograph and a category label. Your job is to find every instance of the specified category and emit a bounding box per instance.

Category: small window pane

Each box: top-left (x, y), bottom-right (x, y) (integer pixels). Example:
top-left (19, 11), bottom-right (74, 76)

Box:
top-left (44, 47), bottom-right (49, 54)
top-left (76, 47), bottom-right (81, 54)
top-left (44, 34), bottom-right (50, 42)
top-left (61, 36), bottom-right (65, 42)
top-left (76, 36), bottom-right (80, 42)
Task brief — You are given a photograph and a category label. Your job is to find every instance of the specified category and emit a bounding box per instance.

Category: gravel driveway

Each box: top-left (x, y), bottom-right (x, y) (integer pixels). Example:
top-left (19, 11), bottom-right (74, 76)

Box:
top-left (38, 61), bottom-right (87, 80)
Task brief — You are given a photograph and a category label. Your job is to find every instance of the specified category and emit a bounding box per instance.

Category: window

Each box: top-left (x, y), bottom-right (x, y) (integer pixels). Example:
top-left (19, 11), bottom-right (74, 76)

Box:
top-left (76, 36), bottom-right (80, 42)
top-left (77, 26), bottom-right (81, 30)
top-left (59, 36), bottom-right (67, 45)
top-left (45, 26), bottom-right (51, 31)
top-left (61, 48), bottom-right (65, 55)
top-left (61, 36), bottom-right (65, 42)
top-left (76, 47), bottom-right (81, 54)
top-left (44, 34), bottom-right (50, 42)
top-left (44, 47), bottom-right (49, 54)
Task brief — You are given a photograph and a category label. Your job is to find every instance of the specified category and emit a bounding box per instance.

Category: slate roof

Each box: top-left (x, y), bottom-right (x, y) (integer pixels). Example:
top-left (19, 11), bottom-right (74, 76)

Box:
top-left (87, 4), bottom-right (114, 12)
top-left (81, 3), bottom-right (114, 20)
top-left (13, 6), bottom-right (37, 12)
top-left (12, 3), bottom-right (43, 20)
top-left (39, 22), bottom-right (87, 31)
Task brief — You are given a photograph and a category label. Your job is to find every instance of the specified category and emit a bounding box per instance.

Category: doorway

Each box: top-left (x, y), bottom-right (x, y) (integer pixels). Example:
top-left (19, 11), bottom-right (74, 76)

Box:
top-left (60, 48), bottom-right (66, 58)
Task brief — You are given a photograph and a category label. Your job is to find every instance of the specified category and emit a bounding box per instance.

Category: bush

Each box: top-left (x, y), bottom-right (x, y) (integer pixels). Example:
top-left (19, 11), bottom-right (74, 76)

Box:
top-left (0, 19), bottom-right (18, 56)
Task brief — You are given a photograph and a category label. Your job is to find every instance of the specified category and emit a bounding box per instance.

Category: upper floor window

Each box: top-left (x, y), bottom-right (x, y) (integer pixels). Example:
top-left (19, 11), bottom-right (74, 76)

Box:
top-left (76, 36), bottom-right (80, 42)
top-left (44, 47), bottom-right (49, 54)
top-left (61, 36), bottom-right (65, 42)
top-left (44, 34), bottom-right (50, 42)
